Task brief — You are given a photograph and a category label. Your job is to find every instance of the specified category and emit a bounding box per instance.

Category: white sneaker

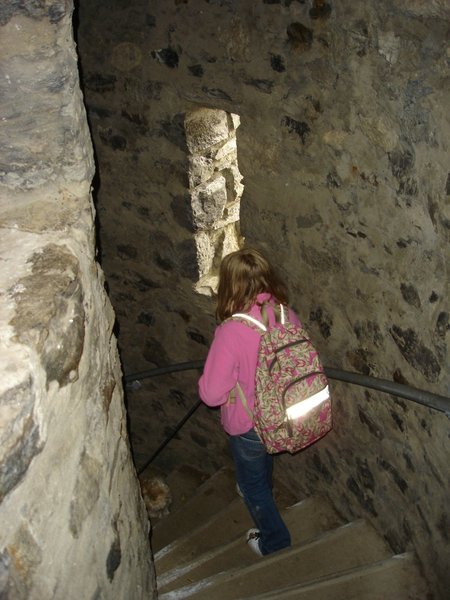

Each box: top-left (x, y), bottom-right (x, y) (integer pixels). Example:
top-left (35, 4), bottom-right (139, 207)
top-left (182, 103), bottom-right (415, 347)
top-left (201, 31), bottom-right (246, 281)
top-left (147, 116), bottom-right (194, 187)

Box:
top-left (246, 528), bottom-right (263, 557)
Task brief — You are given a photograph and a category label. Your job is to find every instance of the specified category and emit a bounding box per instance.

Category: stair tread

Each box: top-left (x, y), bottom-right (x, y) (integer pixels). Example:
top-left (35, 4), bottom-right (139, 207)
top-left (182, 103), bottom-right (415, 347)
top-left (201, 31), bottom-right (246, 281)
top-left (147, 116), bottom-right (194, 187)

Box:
top-left (163, 463), bottom-right (211, 516)
top-left (155, 497), bottom-right (253, 574)
top-left (153, 466), bottom-right (430, 599)
top-left (157, 494), bottom-right (344, 590)
top-left (153, 463), bottom-right (298, 553)
top-left (245, 553), bottom-right (429, 600)
top-left (158, 519), bottom-right (393, 599)
top-left (151, 467), bottom-right (237, 552)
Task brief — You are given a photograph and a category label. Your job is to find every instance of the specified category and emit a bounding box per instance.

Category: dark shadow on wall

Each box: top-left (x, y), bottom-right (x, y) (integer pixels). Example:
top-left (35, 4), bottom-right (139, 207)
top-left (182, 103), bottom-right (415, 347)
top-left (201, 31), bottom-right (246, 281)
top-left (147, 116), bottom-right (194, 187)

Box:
top-left (72, 0), bottom-right (105, 264)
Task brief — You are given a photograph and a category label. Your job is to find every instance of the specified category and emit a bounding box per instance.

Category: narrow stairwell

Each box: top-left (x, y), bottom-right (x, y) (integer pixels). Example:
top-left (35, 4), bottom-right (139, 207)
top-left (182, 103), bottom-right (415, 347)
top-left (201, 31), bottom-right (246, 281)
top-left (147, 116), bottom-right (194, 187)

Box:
top-left (150, 466), bottom-right (429, 599)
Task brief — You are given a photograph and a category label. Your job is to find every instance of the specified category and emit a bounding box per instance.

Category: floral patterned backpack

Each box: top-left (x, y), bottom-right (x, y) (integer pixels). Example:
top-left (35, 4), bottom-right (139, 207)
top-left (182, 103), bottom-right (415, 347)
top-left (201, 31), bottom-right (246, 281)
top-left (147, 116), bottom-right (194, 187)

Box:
top-left (232, 303), bottom-right (332, 454)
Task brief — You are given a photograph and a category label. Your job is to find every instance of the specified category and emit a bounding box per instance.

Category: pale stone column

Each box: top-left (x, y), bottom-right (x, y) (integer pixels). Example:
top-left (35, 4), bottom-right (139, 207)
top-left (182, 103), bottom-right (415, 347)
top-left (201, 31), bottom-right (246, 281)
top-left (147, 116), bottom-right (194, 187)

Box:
top-left (0, 2), bottom-right (155, 598)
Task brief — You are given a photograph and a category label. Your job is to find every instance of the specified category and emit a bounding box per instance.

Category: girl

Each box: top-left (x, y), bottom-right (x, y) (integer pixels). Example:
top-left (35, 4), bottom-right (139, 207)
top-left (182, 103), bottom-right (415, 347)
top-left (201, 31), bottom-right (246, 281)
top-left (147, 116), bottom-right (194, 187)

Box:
top-left (198, 248), bottom-right (300, 556)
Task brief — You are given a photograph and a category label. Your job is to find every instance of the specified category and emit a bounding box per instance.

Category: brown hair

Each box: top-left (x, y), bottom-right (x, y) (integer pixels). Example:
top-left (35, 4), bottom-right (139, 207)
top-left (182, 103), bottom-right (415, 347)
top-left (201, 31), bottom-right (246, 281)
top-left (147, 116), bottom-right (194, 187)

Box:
top-left (216, 248), bottom-right (288, 321)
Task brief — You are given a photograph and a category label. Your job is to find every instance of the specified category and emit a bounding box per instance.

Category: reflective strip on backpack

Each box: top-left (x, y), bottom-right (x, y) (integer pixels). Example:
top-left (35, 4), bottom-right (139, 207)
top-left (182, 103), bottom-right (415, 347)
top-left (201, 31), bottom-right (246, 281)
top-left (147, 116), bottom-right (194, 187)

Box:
top-left (285, 385), bottom-right (330, 420)
top-left (232, 313), bottom-right (267, 331)
top-left (233, 303), bottom-right (286, 330)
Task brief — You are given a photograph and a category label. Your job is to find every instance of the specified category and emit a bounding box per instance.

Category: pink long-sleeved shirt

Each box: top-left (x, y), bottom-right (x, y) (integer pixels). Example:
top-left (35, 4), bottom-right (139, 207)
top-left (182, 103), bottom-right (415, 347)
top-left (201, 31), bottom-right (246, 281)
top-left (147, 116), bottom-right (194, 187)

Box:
top-left (198, 293), bottom-right (301, 435)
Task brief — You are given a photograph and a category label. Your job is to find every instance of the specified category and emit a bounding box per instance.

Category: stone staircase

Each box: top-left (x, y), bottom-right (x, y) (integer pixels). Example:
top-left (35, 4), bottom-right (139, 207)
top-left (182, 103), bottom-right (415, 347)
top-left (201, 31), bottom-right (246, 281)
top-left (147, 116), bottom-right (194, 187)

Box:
top-left (150, 466), bottom-right (429, 599)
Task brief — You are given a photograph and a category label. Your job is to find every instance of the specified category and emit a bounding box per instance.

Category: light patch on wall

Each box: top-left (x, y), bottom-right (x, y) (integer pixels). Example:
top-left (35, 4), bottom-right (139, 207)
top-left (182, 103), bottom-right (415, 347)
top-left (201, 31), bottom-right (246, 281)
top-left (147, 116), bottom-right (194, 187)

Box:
top-left (185, 108), bottom-right (244, 296)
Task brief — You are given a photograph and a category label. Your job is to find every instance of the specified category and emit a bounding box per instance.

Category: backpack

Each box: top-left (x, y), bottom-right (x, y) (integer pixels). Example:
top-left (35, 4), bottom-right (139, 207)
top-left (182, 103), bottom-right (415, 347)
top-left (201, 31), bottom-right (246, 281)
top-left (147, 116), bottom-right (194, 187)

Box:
top-left (232, 303), bottom-right (332, 454)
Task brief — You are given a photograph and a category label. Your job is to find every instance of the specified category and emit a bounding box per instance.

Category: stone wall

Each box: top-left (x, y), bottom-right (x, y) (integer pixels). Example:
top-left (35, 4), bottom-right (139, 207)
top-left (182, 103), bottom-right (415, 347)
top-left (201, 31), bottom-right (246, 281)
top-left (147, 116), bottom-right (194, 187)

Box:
top-left (278, 383), bottom-right (449, 599)
top-left (0, 2), bottom-right (154, 598)
top-left (76, 1), bottom-right (449, 598)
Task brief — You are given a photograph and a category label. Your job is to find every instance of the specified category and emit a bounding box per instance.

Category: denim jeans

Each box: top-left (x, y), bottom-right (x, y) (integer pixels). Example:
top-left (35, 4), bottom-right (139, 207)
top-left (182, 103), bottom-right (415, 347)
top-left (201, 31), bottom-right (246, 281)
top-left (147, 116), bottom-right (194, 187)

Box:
top-left (229, 428), bottom-right (291, 555)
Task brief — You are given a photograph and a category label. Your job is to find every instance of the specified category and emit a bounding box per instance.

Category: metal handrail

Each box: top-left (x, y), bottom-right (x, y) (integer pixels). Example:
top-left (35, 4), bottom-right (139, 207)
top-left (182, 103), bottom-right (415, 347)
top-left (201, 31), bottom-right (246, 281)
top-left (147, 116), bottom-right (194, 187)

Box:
top-left (124, 361), bottom-right (450, 414)
top-left (125, 360), bottom-right (450, 474)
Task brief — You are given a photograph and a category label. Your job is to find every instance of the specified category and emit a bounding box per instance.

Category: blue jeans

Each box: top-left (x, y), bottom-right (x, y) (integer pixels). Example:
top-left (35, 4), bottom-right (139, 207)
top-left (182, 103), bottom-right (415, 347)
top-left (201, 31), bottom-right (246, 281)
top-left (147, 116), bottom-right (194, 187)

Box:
top-left (229, 428), bottom-right (291, 555)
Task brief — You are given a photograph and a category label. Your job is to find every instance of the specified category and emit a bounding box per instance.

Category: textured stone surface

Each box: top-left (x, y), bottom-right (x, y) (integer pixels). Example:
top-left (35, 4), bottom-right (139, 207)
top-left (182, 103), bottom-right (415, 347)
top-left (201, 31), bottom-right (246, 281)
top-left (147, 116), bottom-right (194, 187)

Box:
top-left (0, 379), bottom-right (42, 504)
top-left (0, 11), bottom-right (93, 189)
top-left (279, 385), bottom-right (450, 600)
top-left (2, 523), bottom-right (42, 599)
top-left (0, 3), bottom-right (154, 599)
top-left (185, 109), bottom-right (230, 153)
top-left (185, 106), bottom-right (243, 290)
top-left (76, 1), bottom-right (449, 597)
top-left (69, 450), bottom-right (102, 539)
top-left (191, 176), bottom-right (228, 230)
top-left (10, 243), bottom-right (86, 388)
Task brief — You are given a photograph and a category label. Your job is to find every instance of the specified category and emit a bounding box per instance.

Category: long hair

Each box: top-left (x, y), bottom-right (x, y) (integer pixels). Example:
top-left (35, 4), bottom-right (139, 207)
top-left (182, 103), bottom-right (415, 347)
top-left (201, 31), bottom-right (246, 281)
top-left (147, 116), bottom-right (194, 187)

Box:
top-left (216, 248), bottom-right (288, 321)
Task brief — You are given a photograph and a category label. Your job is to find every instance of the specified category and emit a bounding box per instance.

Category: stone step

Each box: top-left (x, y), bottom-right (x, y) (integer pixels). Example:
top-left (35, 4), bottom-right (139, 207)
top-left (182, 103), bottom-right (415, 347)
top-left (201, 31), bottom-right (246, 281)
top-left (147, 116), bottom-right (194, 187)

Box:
top-left (157, 494), bottom-right (343, 591)
top-left (163, 463), bottom-right (211, 516)
top-left (151, 466), bottom-right (237, 553)
top-left (245, 553), bottom-right (429, 600)
top-left (158, 519), bottom-right (392, 599)
top-left (152, 463), bottom-right (298, 554)
top-left (155, 496), bottom-right (253, 575)
top-left (283, 495), bottom-right (345, 546)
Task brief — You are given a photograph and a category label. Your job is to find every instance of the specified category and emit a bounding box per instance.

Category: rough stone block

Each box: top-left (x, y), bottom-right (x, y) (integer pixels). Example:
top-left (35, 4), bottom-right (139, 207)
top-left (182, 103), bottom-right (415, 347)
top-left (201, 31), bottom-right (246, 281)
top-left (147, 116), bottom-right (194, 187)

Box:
top-left (188, 156), bottom-right (215, 188)
top-left (224, 165), bottom-right (244, 201)
top-left (214, 200), bottom-right (241, 230)
top-left (0, 379), bottom-right (43, 504)
top-left (195, 231), bottom-right (215, 279)
top-left (185, 108), bottom-right (230, 154)
top-left (0, 14), bottom-right (94, 189)
top-left (195, 224), bottom-right (241, 294)
top-left (214, 137), bottom-right (238, 162)
top-left (9, 244), bottom-right (85, 388)
top-left (191, 175), bottom-right (227, 230)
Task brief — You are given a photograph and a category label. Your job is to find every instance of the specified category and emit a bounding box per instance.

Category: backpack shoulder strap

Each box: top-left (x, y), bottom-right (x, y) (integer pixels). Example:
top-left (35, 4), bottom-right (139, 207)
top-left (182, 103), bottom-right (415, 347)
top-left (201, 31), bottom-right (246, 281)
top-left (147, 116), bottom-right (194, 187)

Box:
top-left (234, 382), bottom-right (253, 420)
top-left (260, 303), bottom-right (288, 328)
top-left (232, 313), bottom-right (267, 332)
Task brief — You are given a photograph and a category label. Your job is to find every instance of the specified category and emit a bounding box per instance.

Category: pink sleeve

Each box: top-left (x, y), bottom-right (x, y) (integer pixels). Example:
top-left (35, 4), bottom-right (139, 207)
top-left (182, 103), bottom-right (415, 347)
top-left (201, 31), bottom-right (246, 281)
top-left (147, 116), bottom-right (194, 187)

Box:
top-left (198, 324), bottom-right (238, 407)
